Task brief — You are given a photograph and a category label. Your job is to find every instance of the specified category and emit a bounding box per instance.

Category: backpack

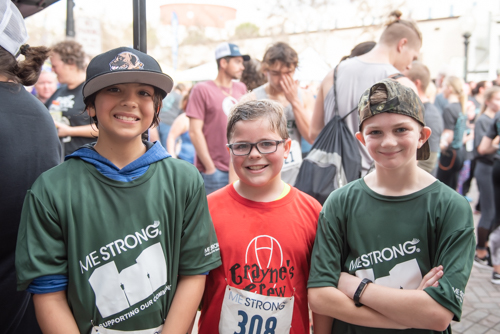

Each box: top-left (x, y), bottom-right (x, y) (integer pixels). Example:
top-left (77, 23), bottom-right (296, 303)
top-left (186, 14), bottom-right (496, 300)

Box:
top-left (294, 65), bottom-right (361, 204)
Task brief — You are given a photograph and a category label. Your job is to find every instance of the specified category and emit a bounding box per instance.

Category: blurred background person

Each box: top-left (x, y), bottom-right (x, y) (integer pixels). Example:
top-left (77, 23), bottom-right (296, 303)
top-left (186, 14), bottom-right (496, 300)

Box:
top-left (0, 1), bottom-right (60, 332)
top-left (470, 80), bottom-right (493, 111)
top-left (457, 101), bottom-right (477, 197)
top-left (166, 88), bottom-right (194, 164)
top-left (240, 42), bottom-right (315, 186)
top-left (405, 61), bottom-right (444, 174)
top-left (310, 10), bottom-right (421, 175)
top-left (240, 58), bottom-right (267, 92)
top-left (474, 86), bottom-right (500, 268)
top-left (45, 40), bottom-right (97, 159)
top-left (158, 83), bottom-right (187, 147)
top-left (437, 76), bottom-right (467, 189)
top-left (33, 70), bottom-right (57, 104)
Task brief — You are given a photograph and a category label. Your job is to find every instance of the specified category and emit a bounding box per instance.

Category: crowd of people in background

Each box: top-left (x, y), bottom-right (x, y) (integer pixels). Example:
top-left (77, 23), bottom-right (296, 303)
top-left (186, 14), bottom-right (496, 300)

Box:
top-left (2, 1), bottom-right (500, 333)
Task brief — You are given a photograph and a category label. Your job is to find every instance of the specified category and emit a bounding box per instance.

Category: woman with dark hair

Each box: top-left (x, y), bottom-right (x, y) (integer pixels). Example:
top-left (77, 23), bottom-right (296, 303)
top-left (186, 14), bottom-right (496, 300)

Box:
top-left (0, 1), bottom-right (60, 332)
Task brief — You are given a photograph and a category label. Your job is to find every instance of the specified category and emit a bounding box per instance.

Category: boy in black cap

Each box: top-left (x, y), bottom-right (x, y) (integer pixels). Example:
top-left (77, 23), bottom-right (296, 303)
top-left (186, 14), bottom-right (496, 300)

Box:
top-left (15, 47), bottom-right (221, 334)
top-left (308, 79), bottom-right (475, 333)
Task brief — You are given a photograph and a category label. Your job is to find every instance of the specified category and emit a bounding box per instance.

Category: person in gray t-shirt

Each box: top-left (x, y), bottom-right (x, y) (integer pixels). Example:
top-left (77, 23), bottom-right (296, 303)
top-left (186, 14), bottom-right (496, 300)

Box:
top-left (158, 83), bottom-right (186, 147)
top-left (406, 61), bottom-right (444, 174)
top-left (310, 13), bottom-right (422, 175)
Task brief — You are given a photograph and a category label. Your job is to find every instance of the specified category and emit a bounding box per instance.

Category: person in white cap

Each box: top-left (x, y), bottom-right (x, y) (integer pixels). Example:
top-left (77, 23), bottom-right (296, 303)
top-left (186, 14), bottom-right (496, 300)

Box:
top-left (0, 0), bottom-right (60, 332)
top-left (186, 42), bottom-right (249, 194)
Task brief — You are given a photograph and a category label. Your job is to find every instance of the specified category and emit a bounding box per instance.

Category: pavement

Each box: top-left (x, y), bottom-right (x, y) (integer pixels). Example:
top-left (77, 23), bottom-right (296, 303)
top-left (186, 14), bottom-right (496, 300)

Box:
top-left (450, 181), bottom-right (500, 334)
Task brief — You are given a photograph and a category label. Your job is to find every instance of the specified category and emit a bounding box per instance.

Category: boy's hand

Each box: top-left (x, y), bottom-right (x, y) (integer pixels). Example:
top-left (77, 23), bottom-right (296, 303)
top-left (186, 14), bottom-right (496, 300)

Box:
top-left (418, 265), bottom-right (443, 290)
top-left (280, 73), bottom-right (300, 105)
top-left (338, 272), bottom-right (362, 299)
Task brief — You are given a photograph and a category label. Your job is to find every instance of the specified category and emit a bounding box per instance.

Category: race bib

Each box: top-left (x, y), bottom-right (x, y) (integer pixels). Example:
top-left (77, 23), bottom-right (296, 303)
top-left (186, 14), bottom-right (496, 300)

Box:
top-left (91, 324), bottom-right (162, 334)
top-left (219, 285), bottom-right (294, 334)
top-left (283, 140), bottom-right (302, 170)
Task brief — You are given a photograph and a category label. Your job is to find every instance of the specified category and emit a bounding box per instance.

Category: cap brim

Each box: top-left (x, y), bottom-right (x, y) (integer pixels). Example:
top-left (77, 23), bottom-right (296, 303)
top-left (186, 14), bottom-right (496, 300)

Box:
top-left (417, 141), bottom-right (431, 160)
top-left (83, 71), bottom-right (173, 99)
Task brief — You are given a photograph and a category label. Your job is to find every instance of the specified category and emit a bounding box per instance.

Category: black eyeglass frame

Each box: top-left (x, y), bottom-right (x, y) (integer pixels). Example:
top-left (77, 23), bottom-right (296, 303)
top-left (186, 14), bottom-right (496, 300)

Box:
top-left (226, 139), bottom-right (287, 156)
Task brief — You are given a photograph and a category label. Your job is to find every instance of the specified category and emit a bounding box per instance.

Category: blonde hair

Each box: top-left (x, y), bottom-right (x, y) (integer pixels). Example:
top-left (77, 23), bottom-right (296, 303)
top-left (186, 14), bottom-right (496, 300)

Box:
top-left (379, 10), bottom-right (422, 47)
top-left (227, 99), bottom-right (289, 142)
top-left (444, 76), bottom-right (467, 114)
top-left (481, 86), bottom-right (500, 114)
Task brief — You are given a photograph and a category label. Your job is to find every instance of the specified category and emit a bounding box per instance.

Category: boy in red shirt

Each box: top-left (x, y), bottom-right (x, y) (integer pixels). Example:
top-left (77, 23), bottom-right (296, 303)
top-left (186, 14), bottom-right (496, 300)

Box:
top-left (199, 100), bottom-right (327, 333)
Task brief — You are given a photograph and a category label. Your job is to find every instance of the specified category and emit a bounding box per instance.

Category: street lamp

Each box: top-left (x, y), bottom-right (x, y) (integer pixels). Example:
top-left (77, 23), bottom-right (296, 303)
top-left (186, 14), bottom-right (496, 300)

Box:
top-left (459, 12), bottom-right (476, 82)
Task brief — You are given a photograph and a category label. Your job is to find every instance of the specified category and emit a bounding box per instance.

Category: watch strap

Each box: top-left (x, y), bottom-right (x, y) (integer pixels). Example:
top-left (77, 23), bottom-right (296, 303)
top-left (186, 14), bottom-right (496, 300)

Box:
top-left (353, 278), bottom-right (372, 307)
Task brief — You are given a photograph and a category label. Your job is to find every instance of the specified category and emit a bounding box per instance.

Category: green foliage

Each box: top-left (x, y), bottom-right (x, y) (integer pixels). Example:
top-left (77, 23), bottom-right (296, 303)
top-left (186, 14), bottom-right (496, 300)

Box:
top-left (234, 22), bottom-right (260, 39)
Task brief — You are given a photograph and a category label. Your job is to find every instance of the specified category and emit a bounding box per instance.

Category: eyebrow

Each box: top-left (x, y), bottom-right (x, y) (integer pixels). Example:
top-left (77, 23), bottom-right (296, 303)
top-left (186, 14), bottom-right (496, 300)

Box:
top-left (365, 121), bottom-right (412, 130)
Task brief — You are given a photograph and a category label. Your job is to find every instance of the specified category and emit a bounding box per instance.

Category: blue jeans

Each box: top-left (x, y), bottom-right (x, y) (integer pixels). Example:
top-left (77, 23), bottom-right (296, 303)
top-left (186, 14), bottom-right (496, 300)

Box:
top-left (201, 168), bottom-right (228, 195)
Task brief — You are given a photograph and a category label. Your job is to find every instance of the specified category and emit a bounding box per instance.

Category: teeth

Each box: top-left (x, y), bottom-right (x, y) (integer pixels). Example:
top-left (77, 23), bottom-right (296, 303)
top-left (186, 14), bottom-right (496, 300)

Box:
top-left (248, 166), bottom-right (265, 170)
top-left (116, 115), bottom-right (138, 121)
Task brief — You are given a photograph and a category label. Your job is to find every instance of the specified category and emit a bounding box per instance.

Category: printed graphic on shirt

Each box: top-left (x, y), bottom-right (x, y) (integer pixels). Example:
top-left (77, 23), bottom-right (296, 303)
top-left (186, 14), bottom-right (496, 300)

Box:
top-left (229, 235), bottom-right (294, 297)
top-left (222, 96), bottom-right (238, 116)
top-left (80, 221), bottom-right (171, 322)
top-left (349, 238), bottom-right (423, 289)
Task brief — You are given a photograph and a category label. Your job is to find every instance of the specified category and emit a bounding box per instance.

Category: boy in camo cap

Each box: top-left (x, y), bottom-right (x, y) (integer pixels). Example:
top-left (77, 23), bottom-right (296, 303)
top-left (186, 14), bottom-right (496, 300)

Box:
top-left (308, 79), bottom-right (475, 333)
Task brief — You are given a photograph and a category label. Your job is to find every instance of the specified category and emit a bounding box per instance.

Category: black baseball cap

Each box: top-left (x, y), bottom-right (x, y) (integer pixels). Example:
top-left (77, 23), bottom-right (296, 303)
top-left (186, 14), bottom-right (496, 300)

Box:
top-left (83, 47), bottom-right (174, 99)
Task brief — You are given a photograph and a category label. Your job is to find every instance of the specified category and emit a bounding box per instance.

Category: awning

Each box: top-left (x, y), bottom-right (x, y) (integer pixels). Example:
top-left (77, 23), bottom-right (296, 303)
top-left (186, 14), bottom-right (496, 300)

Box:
top-left (11, 0), bottom-right (60, 18)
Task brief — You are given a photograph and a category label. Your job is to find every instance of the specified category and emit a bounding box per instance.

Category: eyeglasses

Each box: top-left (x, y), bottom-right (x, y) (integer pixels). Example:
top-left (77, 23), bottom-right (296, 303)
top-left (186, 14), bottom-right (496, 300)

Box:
top-left (227, 140), bottom-right (286, 156)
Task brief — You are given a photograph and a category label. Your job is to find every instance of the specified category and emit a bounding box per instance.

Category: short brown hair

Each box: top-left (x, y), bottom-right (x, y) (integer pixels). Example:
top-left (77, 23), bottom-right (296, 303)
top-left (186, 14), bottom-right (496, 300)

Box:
top-left (261, 42), bottom-right (298, 71)
top-left (84, 86), bottom-right (164, 129)
top-left (379, 10), bottom-right (422, 48)
top-left (406, 61), bottom-right (430, 91)
top-left (52, 40), bottom-right (87, 71)
top-left (227, 100), bottom-right (289, 142)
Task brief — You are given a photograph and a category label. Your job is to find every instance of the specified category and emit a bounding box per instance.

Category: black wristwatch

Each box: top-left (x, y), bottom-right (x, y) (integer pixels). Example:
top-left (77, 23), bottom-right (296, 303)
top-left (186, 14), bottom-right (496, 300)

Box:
top-left (353, 278), bottom-right (372, 307)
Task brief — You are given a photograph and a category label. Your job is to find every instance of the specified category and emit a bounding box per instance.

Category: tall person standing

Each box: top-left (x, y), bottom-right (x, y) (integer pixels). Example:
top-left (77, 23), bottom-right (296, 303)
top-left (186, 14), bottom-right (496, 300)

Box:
top-left (186, 43), bottom-right (249, 194)
top-left (45, 40), bottom-right (97, 159)
top-left (0, 1), bottom-right (60, 332)
top-left (310, 10), bottom-right (421, 176)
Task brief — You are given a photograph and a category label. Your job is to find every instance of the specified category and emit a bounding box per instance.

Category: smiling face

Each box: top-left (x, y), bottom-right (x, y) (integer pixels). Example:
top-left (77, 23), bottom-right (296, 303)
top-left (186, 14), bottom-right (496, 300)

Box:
top-left (356, 113), bottom-right (429, 170)
top-left (88, 83), bottom-right (155, 144)
top-left (229, 117), bottom-right (291, 188)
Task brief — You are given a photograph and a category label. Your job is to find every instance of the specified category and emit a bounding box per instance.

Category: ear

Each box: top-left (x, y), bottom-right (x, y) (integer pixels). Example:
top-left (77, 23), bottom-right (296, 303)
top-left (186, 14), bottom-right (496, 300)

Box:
top-left (220, 58), bottom-right (229, 69)
top-left (87, 105), bottom-right (96, 118)
top-left (355, 132), bottom-right (366, 146)
top-left (397, 38), bottom-right (408, 53)
top-left (282, 138), bottom-right (292, 159)
top-left (418, 126), bottom-right (432, 148)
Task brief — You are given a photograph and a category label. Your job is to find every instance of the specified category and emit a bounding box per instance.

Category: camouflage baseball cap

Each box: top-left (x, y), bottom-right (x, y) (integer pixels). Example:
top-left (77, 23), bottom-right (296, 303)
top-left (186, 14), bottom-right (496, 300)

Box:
top-left (358, 78), bottom-right (430, 160)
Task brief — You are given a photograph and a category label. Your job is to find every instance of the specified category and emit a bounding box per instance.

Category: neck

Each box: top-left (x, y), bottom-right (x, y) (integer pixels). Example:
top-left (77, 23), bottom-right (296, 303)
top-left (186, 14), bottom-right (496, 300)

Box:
top-left (66, 71), bottom-right (86, 90)
top-left (447, 94), bottom-right (460, 103)
top-left (214, 71), bottom-right (234, 88)
top-left (365, 160), bottom-right (434, 196)
top-left (357, 44), bottom-right (392, 65)
top-left (93, 135), bottom-right (147, 169)
top-left (485, 108), bottom-right (496, 118)
top-left (417, 89), bottom-right (429, 103)
top-left (0, 74), bottom-right (13, 82)
top-left (234, 176), bottom-right (284, 202)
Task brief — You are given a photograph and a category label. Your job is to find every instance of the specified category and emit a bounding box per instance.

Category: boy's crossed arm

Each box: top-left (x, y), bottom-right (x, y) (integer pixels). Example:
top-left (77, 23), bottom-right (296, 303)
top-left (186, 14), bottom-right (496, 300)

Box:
top-left (308, 266), bottom-right (452, 331)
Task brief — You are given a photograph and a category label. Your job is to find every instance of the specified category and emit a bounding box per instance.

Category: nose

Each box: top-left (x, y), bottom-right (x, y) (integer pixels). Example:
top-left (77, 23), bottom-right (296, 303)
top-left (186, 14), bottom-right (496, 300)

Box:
top-left (121, 90), bottom-right (138, 108)
top-left (248, 144), bottom-right (262, 158)
top-left (381, 133), bottom-right (397, 147)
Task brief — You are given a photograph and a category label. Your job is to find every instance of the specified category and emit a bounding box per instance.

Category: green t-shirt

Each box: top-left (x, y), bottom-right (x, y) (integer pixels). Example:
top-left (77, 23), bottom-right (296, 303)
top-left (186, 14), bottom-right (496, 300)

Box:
top-left (15, 157), bottom-right (222, 333)
top-left (308, 179), bottom-right (475, 334)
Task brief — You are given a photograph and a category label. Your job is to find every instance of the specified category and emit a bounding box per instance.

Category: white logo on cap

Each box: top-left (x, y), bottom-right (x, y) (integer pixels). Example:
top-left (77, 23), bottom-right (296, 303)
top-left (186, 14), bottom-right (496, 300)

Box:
top-left (109, 52), bottom-right (144, 71)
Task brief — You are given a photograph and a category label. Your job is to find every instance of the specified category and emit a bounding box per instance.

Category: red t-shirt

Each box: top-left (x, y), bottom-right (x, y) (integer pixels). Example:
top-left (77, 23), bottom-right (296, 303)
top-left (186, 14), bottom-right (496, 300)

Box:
top-left (185, 80), bottom-right (247, 172)
top-left (199, 184), bottom-right (321, 334)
